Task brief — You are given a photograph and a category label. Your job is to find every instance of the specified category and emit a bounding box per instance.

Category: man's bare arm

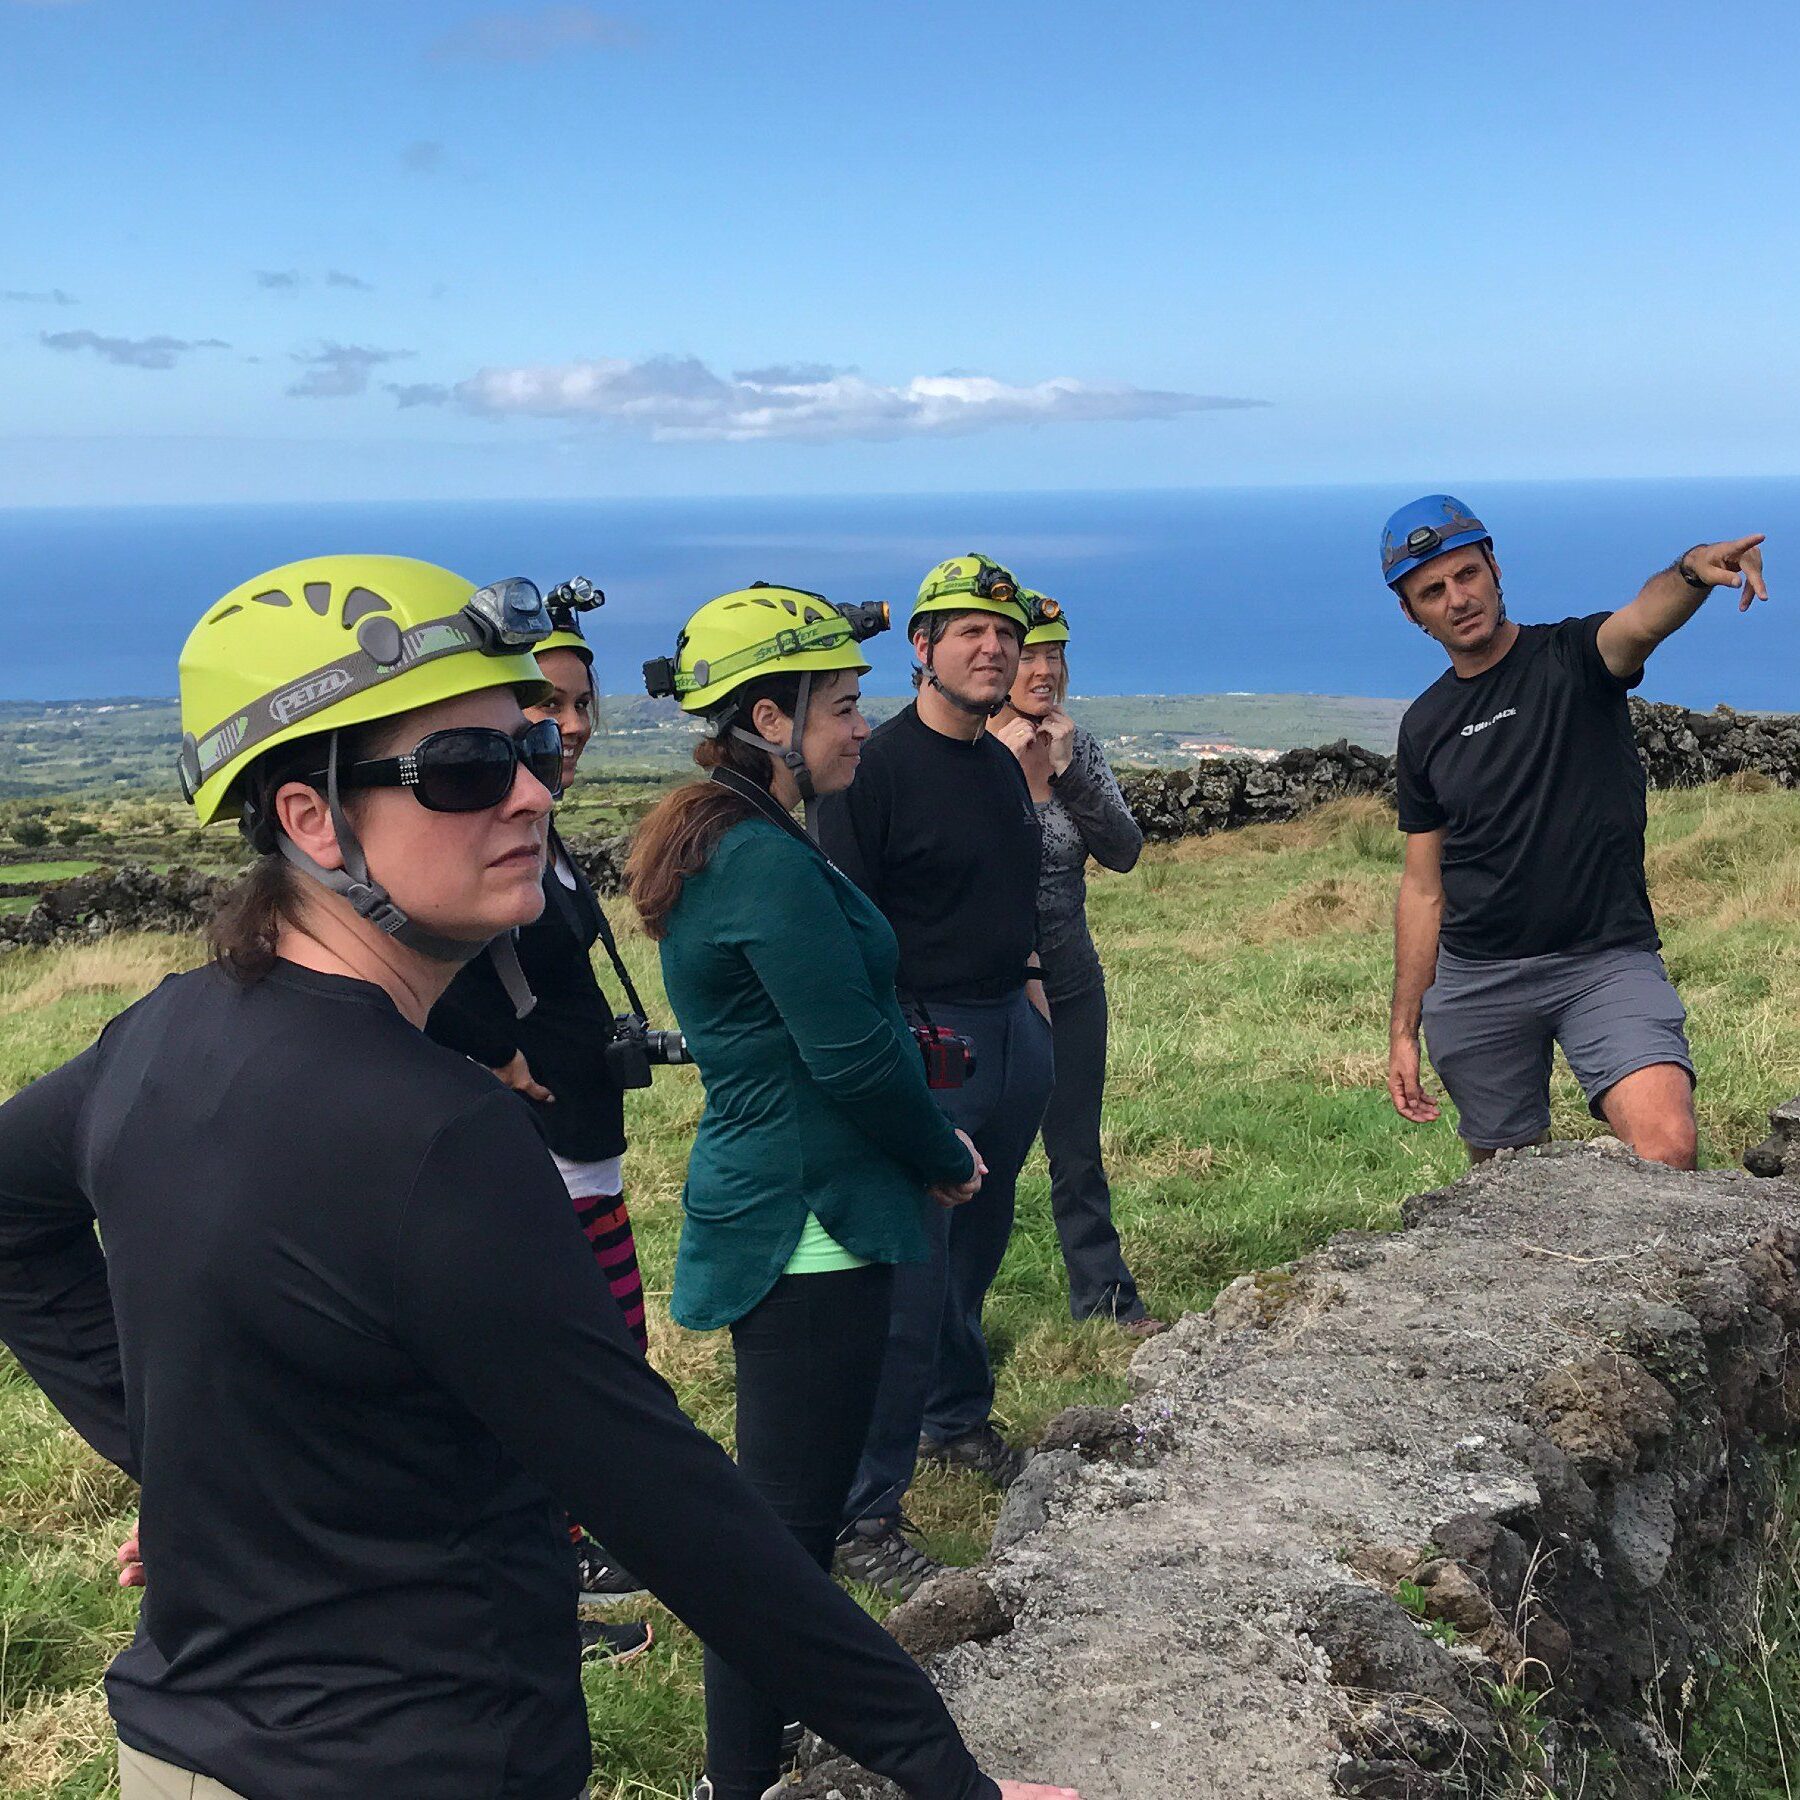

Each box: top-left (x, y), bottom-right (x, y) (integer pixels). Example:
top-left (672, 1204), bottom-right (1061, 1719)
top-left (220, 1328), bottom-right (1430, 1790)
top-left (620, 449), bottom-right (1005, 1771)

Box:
top-left (1596, 535), bottom-right (1769, 680)
top-left (1388, 829), bottom-right (1444, 1125)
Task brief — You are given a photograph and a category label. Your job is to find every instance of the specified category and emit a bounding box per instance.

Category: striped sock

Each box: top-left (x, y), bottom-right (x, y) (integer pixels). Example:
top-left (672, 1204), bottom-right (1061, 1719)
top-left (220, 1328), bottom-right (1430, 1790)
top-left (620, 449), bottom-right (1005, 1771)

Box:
top-left (571, 1190), bottom-right (648, 1355)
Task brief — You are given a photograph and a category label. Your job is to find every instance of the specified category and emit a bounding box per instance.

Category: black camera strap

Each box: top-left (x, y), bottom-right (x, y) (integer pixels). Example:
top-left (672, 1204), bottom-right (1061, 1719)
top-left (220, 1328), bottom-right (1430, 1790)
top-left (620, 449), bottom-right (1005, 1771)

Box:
top-left (550, 824), bottom-right (651, 1022)
top-left (706, 765), bottom-right (823, 857)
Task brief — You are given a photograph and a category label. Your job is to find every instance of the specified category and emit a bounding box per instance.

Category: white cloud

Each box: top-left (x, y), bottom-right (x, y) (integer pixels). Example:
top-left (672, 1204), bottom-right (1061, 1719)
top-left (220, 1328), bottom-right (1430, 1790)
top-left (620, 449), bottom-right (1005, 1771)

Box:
top-left (451, 354), bottom-right (1263, 444)
top-left (326, 269), bottom-right (374, 291)
top-left (4, 287), bottom-right (76, 304)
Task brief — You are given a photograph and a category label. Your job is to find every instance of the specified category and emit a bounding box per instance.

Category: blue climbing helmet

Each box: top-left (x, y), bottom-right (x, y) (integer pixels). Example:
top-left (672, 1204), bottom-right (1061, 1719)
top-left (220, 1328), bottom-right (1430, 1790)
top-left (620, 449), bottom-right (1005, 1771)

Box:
top-left (1379, 494), bottom-right (1491, 592)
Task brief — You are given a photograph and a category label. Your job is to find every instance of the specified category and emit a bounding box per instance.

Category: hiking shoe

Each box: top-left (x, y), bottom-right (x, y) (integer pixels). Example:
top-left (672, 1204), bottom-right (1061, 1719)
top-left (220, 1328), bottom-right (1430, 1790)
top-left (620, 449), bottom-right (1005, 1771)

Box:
top-left (573, 1534), bottom-right (646, 1600)
top-left (917, 1422), bottom-right (1027, 1489)
top-left (1119, 1314), bottom-right (1171, 1341)
top-left (579, 1617), bottom-right (652, 1665)
top-left (833, 1514), bottom-right (943, 1602)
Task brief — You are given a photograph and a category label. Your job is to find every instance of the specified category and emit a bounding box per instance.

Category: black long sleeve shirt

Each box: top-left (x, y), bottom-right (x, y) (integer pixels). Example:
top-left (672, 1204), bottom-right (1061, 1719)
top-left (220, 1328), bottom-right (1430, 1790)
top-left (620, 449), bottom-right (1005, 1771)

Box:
top-left (427, 830), bottom-right (628, 1162)
top-left (0, 961), bottom-right (997, 1800)
top-left (815, 704), bottom-right (1041, 1002)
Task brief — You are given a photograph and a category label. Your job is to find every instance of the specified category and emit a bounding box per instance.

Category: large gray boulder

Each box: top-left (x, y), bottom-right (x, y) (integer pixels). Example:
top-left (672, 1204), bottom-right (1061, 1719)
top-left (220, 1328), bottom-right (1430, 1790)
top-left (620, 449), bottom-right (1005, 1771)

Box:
top-left (832, 1148), bottom-right (1800, 1798)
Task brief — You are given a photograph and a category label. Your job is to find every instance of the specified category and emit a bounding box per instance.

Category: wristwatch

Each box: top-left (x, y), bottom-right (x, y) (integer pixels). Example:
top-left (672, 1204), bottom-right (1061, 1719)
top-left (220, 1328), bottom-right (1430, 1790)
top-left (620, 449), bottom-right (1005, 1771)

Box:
top-left (1675, 550), bottom-right (1713, 592)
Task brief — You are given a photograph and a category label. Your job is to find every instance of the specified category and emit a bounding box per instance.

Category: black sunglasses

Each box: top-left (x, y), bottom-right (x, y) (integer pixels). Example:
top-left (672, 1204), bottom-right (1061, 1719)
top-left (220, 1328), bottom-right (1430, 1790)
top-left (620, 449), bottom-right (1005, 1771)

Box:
top-left (326, 720), bottom-right (565, 813)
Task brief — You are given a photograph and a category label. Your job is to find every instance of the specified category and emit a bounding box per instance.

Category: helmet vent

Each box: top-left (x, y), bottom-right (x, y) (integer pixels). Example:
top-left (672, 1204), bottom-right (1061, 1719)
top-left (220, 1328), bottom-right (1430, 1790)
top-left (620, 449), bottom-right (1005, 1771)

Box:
top-left (303, 581), bottom-right (332, 616)
top-left (209, 603), bottom-right (243, 623)
top-left (341, 586), bottom-right (393, 629)
top-left (250, 589), bottom-right (291, 608)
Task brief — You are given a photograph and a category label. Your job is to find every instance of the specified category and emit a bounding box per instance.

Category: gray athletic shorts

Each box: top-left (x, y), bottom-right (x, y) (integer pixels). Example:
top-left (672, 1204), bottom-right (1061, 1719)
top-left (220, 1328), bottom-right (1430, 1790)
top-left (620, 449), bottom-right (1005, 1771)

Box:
top-left (1422, 944), bottom-right (1694, 1150)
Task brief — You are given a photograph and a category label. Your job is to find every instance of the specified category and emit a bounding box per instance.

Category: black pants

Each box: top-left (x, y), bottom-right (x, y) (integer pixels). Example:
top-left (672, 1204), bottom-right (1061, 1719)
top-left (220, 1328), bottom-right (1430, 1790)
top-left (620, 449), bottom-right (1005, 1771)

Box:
top-left (704, 1262), bottom-right (895, 1800)
top-left (844, 991), bottom-right (1055, 1524)
top-left (1043, 980), bottom-right (1143, 1322)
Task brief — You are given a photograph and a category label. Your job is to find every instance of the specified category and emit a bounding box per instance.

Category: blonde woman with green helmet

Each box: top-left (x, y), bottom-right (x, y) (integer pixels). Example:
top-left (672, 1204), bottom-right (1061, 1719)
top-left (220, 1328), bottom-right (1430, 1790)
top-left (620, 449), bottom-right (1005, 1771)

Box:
top-left (994, 596), bottom-right (1161, 1338)
top-left (631, 585), bottom-right (1076, 1800)
top-left (0, 557), bottom-right (1075, 1800)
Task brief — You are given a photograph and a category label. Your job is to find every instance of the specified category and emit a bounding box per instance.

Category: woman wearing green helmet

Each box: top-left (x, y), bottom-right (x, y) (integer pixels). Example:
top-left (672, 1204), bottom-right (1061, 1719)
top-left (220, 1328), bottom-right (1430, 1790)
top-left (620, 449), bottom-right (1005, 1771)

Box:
top-left (994, 597), bottom-right (1162, 1338)
top-left (0, 558), bottom-right (1073, 1800)
top-left (630, 586), bottom-right (1075, 1800)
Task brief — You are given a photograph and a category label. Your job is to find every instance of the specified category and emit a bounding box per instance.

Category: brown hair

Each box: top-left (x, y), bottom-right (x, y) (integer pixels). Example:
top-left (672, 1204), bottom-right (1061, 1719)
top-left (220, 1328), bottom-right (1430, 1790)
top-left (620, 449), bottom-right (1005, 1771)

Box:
top-left (627, 673), bottom-right (800, 939)
top-left (206, 718), bottom-right (395, 983)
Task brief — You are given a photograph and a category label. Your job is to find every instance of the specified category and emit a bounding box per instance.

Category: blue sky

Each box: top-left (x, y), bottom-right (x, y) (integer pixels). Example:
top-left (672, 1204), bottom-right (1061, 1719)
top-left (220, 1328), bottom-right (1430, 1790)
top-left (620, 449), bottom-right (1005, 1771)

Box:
top-left (3, 0), bottom-right (1795, 504)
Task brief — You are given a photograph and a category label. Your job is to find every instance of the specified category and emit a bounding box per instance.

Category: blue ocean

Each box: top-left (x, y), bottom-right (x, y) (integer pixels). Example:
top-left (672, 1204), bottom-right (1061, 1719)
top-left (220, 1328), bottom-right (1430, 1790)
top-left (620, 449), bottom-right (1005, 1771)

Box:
top-left (1, 481), bottom-right (1792, 712)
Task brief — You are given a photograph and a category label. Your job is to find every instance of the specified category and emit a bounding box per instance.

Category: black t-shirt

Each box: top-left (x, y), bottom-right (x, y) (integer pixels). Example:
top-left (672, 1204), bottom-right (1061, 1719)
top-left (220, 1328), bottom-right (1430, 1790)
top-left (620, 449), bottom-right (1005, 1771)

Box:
top-left (0, 962), bottom-right (996, 1800)
top-left (815, 703), bottom-right (1041, 1002)
top-left (428, 829), bottom-right (627, 1162)
top-left (1396, 614), bottom-right (1658, 960)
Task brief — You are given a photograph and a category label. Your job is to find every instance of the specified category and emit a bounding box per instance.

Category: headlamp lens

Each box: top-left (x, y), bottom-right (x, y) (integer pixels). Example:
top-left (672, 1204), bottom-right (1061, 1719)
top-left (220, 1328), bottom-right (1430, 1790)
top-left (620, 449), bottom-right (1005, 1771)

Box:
top-left (467, 576), bottom-right (551, 648)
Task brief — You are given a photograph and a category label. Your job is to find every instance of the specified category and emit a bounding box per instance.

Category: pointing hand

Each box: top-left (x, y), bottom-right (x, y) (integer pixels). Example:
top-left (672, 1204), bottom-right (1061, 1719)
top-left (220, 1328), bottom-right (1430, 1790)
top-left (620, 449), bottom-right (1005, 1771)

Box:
top-left (1685, 535), bottom-right (1769, 612)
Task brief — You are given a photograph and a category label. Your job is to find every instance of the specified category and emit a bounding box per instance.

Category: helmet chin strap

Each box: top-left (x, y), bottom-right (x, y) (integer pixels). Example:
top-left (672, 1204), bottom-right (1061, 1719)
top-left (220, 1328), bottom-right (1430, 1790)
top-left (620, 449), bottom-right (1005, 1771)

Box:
top-left (726, 670), bottom-right (818, 824)
top-left (275, 732), bottom-right (536, 1012)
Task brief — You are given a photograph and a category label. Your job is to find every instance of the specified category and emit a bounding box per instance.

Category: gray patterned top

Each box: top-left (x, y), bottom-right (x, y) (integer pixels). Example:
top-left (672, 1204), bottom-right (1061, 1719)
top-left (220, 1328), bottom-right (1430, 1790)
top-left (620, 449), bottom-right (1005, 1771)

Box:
top-left (1035, 725), bottom-right (1143, 1001)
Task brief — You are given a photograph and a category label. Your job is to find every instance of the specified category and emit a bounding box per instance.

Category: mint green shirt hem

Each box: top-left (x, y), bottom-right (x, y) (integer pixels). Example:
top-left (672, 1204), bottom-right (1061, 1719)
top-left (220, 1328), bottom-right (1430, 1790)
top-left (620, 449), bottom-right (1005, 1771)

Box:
top-left (782, 1212), bottom-right (871, 1277)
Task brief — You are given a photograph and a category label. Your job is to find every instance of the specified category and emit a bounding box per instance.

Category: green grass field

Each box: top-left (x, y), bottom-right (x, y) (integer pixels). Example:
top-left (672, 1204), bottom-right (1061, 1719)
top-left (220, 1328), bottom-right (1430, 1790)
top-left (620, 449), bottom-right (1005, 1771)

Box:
top-left (2, 782), bottom-right (1799, 1797)
top-left (0, 864), bottom-right (103, 886)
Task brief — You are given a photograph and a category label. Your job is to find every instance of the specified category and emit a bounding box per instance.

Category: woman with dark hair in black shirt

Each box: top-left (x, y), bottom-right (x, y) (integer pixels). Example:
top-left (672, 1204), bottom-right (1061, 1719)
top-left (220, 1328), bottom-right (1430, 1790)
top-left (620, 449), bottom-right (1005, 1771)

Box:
top-left (429, 588), bottom-right (654, 1650)
top-left (0, 557), bottom-right (1077, 1800)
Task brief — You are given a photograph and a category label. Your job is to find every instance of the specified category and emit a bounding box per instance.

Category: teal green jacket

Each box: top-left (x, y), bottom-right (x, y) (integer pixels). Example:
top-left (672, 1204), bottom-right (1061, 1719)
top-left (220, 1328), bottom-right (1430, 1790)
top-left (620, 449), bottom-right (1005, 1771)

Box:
top-left (660, 817), bottom-right (976, 1331)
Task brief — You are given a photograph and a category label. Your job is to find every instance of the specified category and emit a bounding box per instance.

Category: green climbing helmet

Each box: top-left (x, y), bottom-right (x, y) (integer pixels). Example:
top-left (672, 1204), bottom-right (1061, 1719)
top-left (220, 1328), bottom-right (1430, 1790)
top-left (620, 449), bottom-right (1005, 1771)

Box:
top-left (177, 555), bottom-right (552, 828)
top-left (1018, 588), bottom-right (1070, 646)
top-left (908, 555), bottom-right (1030, 638)
top-left (643, 583), bottom-right (889, 716)
top-left (643, 582), bottom-right (889, 803)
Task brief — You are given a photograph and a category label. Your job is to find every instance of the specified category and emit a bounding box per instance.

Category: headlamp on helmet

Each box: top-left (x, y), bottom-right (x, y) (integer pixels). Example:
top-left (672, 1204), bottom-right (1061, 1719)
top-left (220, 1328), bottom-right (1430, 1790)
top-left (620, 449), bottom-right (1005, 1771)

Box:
top-left (464, 576), bottom-right (553, 650)
top-left (546, 575), bottom-right (605, 635)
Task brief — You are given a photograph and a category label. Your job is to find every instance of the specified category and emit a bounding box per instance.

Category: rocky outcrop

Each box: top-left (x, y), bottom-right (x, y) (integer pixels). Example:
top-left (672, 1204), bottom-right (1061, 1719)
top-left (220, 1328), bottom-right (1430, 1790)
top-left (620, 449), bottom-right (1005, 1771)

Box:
top-left (809, 1148), bottom-right (1800, 1798)
top-left (1117, 739), bottom-right (1396, 842)
top-left (1746, 1095), bottom-right (1800, 1178)
top-left (1117, 700), bottom-right (1800, 844)
top-left (0, 840), bottom-right (636, 951)
top-left (564, 831), bottom-right (630, 898)
top-left (0, 863), bottom-right (226, 947)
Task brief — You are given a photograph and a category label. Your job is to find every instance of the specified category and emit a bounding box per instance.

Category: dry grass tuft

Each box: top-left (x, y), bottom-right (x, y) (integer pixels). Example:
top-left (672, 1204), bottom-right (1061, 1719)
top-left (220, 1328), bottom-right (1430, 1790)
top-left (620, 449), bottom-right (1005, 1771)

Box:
top-left (1248, 876), bottom-right (1390, 943)
top-left (0, 1685), bottom-right (112, 1793)
top-left (1105, 1135), bottom-right (1221, 1181)
top-left (1316, 1047), bottom-right (1391, 1091)
top-left (0, 936), bottom-right (198, 1016)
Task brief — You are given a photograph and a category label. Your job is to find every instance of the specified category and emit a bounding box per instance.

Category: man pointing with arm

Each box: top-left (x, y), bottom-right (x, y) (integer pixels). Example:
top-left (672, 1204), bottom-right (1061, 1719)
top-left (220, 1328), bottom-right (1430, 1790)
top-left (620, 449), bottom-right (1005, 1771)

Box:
top-left (1382, 493), bottom-right (1768, 1167)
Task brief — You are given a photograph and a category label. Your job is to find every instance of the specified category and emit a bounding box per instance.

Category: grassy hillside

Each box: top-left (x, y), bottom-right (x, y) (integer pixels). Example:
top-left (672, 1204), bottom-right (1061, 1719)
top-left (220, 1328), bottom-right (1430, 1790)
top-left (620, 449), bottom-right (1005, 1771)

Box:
top-left (1, 783), bottom-right (1798, 1797)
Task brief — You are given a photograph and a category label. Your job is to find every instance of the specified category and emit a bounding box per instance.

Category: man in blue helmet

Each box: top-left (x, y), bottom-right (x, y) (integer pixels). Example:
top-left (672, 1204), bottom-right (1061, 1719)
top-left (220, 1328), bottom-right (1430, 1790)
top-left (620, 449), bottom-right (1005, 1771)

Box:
top-left (1381, 494), bottom-right (1769, 1167)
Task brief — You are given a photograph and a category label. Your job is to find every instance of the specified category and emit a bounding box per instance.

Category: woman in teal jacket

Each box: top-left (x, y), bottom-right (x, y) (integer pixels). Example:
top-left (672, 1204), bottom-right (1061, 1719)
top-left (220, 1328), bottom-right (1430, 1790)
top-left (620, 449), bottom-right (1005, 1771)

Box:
top-left (628, 585), bottom-right (1008, 1800)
